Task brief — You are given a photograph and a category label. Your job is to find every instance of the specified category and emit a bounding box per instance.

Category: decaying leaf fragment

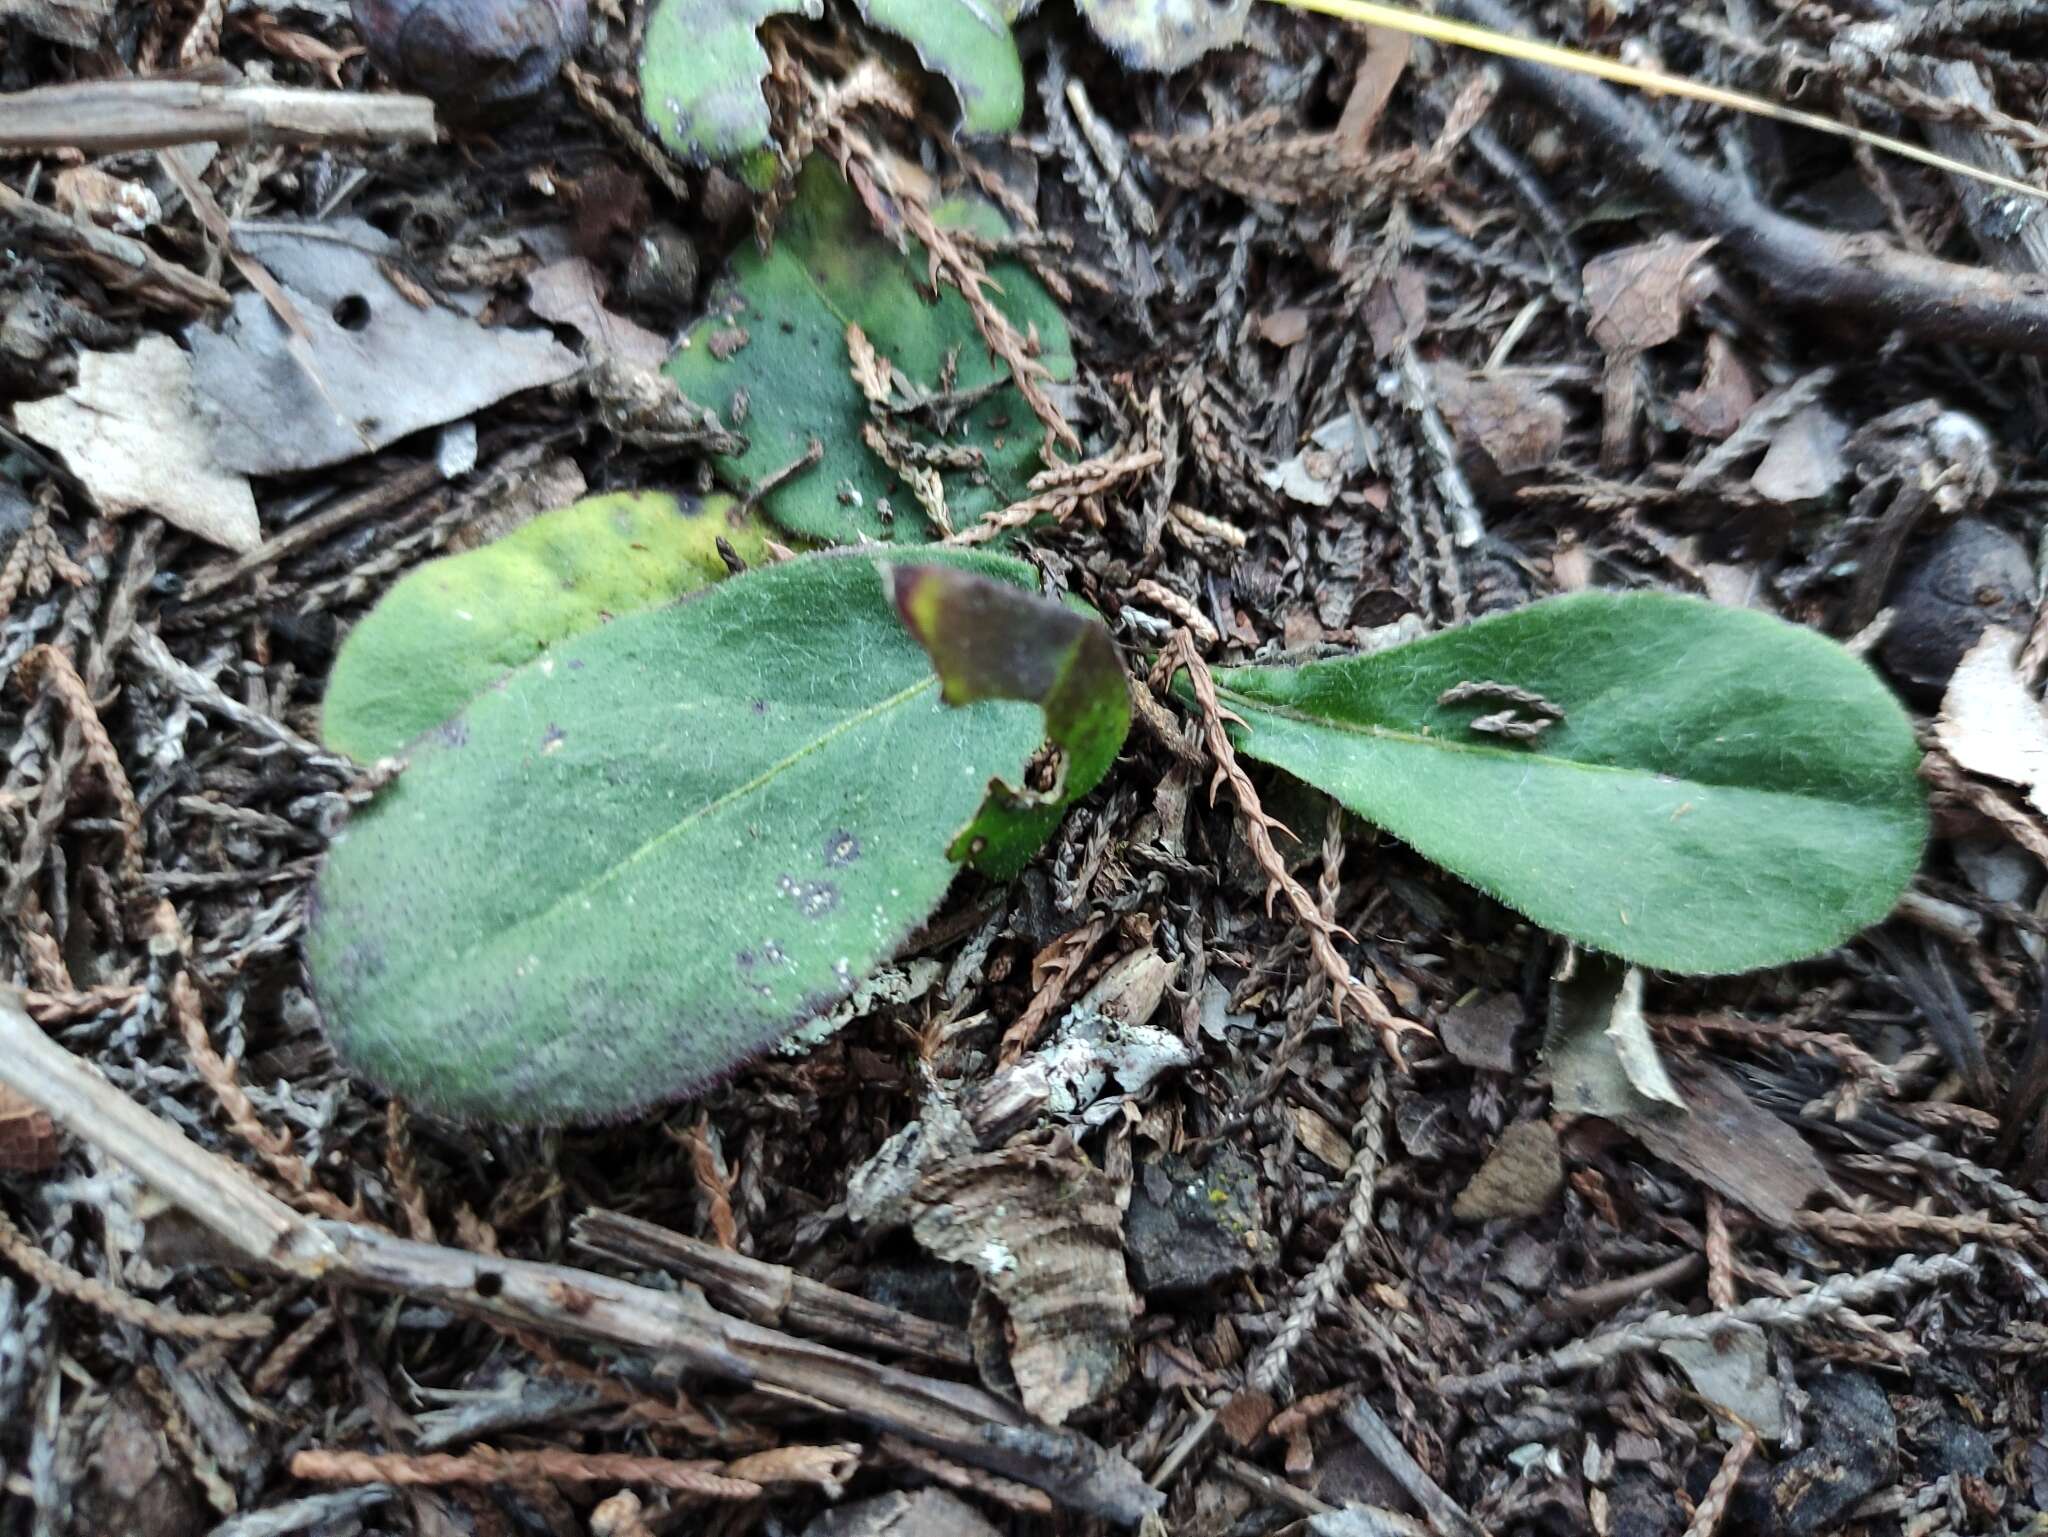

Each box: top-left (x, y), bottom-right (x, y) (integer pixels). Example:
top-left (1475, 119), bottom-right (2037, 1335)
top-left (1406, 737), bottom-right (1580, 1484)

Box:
top-left (13, 335), bottom-right (260, 553)
top-left (186, 219), bottom-right (579, 476)
top-left (1583, 236), bottom-right (1717, 356)
top-left (1077, 0), bottom-right (1252, 71)
top-left (907, 1140), bottom-right (1137, 1425)
top-left (888, 561), bottom-right (1130, 877)
top-left (1547, 960), bottom-right (1833, 1226)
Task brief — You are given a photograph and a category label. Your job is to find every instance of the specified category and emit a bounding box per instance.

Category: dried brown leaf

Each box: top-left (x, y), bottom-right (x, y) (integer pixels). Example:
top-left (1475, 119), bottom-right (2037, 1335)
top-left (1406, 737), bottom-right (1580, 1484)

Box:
top-left (1428, 362), bottom-right (1567, 476)
top-left (1582, 236), bottom-right (1717, 355)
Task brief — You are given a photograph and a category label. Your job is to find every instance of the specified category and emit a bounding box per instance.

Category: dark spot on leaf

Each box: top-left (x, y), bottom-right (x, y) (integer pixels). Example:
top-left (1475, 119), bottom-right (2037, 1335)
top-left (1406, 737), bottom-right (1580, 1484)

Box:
top-left (542, 724), bottom-right (566, 754)
top-left (824, 830), bottom-right (861, 867)
top-left (751, 699), bottom-right (769, 715)
top-left (568, 659), bottom-right (586, 670)
top-left (736, 948), bottom-right (758, 972)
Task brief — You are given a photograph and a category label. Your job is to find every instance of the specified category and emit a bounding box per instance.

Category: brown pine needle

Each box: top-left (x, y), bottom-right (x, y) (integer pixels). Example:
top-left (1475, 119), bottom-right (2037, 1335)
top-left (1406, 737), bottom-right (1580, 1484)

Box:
top-left (1265, 0), bottom-right (2048, 205)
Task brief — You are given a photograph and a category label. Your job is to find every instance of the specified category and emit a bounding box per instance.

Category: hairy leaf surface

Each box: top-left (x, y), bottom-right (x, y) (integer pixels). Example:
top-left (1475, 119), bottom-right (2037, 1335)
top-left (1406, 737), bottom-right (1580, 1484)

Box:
top-left (309, 550), bottom-right (1095, 1123)
top-left (1205, 592), bottom-right (1926, 973)
top-left (322, 490), bottom-right (771, 763)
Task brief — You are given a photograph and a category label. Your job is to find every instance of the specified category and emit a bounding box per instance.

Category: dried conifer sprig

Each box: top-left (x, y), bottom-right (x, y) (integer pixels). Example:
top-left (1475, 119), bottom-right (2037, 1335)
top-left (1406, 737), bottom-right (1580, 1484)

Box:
top-left (1155, 632), bottom-right (1428, 1067)
top-left (949, 446), bottom-right (1162, 546)
top-left (1252, 1058), bottom-right (1391, 1394)
top-left (829, 122), bottom-right (1081, 462)
top-left (0, 1204), bottom-right (268, 1341)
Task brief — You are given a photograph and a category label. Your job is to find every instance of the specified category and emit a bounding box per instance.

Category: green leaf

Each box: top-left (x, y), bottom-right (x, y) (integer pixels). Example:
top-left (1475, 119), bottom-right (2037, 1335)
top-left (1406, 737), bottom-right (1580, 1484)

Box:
top-left (639, 0), bottom-right (1020, 169)
top-left (639, 0), bottom-right (821, 169)
top-left (309, 549), bottom-right (1079, 1125)
top-left (667, 159), bottom-right (1073, 545)
top-left (888, 562), bottom-right (1130, 877)
top-left (1199, 591), bottom-right (1928, 974)
top-left (857, 0), bottom-right (1025, 136)
top-left (320, 490), bottom-right (773, 764)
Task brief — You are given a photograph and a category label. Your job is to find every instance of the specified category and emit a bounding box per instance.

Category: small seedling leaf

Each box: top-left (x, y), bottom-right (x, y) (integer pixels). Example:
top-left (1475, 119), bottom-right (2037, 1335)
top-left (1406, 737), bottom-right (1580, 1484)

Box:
top-left (856, 0), bottom-right (1025, 135)
top-left (639, 0), bottom-right (822, 169)
top-left (667, 159), bottom-right (1073, 545)
top-left (309, 549), bottom-right (1080, 1125)
top-left (1197, 591), bottom-right (1927, 974)
top-left (640, 0), bottom-right (1020, 168)
top-left (888, 562), bottom-right (1130, 876)
top-left (321, 490), bottom-right (772, 763)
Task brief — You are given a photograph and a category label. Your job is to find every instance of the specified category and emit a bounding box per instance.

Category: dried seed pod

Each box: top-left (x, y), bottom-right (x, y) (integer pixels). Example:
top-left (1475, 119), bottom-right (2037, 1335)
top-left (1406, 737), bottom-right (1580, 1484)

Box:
top-left (352, 0), bottom-right (588, 110)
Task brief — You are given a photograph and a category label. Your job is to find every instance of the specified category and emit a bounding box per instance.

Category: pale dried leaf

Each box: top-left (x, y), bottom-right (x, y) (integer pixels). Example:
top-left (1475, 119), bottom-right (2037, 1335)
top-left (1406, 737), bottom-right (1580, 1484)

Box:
top-left (1076, 0), bottom-right (1251, 71)
top-left (1291, 1105), bottom-right (1353, 1172)
top-left (1750, 404), bottom-right (1849, 503)
top-left (188, 218), bottom-right (579, 475)
top-left (1582, 236), bottom-right (1717, 355)
top-left (525, 257), bottom-right (668, 374)
top-left (1549, 961), bottom-right (1832, 1225)
top-left (14, 335), bottom-right (260, 552)
top-left (1606, 967), bottom-right (1686, 1108)
top-left (1255, 308), bottom-right (1312, 348)
top-left (1428, 362), bottom-right (1567, 476)
top-left (1659, 1323), bottom-right (1785, 1440)
top-left (1936, 627), bottom-right (2048, 817)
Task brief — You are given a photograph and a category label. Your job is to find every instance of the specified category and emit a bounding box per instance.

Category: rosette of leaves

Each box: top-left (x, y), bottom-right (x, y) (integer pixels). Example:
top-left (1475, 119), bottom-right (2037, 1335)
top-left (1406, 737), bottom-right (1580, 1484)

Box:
top-left (308, 551), bottom-right (1128, 1124)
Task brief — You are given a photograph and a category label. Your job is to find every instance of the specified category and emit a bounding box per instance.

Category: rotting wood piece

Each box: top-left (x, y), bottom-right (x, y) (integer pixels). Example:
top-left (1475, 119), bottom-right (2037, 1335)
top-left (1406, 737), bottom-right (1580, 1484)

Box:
top-left (574, 1210), bottom-right (974, 1370)
top-left (0, 991), bottom-right (1162, 1527)
top-left (0, 80), bottom-right (435, 153)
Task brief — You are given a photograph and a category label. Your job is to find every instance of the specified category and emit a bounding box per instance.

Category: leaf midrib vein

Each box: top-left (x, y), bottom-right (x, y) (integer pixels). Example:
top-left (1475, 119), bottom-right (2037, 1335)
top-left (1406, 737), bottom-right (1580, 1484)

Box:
top-left (437, 674), bottom-right (938, 978)
top-left (1212, 683), bottom-right (1871, 805)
